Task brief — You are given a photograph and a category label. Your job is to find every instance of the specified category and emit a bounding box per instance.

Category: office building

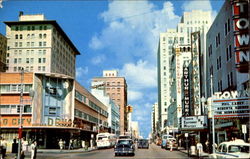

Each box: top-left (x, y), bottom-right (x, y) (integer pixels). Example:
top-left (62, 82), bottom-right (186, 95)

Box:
top-left (157, 10), bottom-right (212, 131)
top-left (4, 12), bottom-right (80, 77)
top-left (92, 70), bottom-right (128, 135)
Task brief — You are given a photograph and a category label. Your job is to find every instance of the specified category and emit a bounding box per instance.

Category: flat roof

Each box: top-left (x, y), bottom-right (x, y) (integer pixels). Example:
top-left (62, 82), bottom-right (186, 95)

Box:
top-left (4, 20), bottom-right (81, 55)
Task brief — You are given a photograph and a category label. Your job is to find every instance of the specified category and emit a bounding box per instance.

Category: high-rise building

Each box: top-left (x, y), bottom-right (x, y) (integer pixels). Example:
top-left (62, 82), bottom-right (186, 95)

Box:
top-left (168, 44), bottom-right (191, 130)
top-left (92, 70), bottom-right (128, 135)
top-left (4, 12), bottom-right (80, 77)
top-left (157, 10), bottom-right (212, 131)
top-left (151, 102), bottom-right (159, 138)
top-left (0, 33), bottom-right (7, 72)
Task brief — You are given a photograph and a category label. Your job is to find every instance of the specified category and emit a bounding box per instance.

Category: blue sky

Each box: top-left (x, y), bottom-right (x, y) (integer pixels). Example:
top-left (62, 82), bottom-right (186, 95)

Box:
top-left (0, 0), bottom-right (224, 138)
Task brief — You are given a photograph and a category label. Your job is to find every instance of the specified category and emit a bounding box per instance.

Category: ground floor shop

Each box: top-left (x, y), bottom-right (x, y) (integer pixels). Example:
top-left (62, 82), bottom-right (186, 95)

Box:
top-left (0, 127), bottom-right (99, 152)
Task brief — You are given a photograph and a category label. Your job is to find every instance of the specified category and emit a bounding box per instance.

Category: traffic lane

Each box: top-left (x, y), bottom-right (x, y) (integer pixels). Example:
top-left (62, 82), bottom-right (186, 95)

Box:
top-left (35, 144), bottom-right (189, 159)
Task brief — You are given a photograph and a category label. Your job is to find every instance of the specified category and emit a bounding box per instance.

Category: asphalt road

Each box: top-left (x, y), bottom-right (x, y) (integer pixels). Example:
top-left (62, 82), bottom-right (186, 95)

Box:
top-left (34, 144), bottom-right (188, 159)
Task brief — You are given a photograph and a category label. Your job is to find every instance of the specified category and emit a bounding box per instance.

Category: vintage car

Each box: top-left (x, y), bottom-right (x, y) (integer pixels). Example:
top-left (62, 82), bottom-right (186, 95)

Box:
top-left (114, 139), bottom-right (135, 156)
top-left (209, 139), bottom-right (250, 158)
top-left (165, 138), bottom-right (178, 150)
top-left (137, 139), bottom-right (149, 149)
top-left (161, 134), bottom-right (173, 148)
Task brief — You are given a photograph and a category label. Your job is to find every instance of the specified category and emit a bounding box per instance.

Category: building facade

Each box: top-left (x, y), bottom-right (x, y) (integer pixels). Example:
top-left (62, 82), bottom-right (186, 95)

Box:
top-left (0, 72), bottom-right (109, 150)
top-left (206, 0), bottom-right (249, 144)
top-left (92, 70), bottom-right (128, 135)
top-left (4, 13), bottom-right (79, 77)
top-left (157, 10), bottom-right (212, 132)
top-left (168, 45), bottom-right (191, 132)
top-left (91, 81), bottom-right (120, 134)
top-left (0, 33), bottom-right (7, 72)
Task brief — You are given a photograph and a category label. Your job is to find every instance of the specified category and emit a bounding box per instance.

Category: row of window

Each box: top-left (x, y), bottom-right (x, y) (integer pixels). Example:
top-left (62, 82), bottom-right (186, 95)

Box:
top-left (0, 84), bottom-right (32, 93)
top-left (15, 33), bottom-right (47, 40)
top-left (12, 66), bottom-right (46, 72)
top-left (14, 25), bottom-right (47, 31)
top-left (186, 20), bottom-right (208, 25)
top-left (0, 105), bottom-right (32, 114)
top-left (217, 71), bottom-right (233, 92)
top-left (14, 41), bottom-right (47, 47)
top-left (13, 57), bottom-right (46, 64)
top-left (75, 90), bottom-right (109, 118)
top-left (75, 108), bottom-right (109, 127)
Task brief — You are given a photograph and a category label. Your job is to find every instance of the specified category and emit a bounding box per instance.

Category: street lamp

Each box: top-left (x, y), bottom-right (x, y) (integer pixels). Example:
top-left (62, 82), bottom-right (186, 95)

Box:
top-left (17, 68), bottom-right (24, 159)
top-left (210, 74), bottom-right (216, 154)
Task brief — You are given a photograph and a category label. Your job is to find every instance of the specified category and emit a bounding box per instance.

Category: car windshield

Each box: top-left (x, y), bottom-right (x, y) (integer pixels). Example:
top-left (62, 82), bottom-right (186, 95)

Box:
top-left (228, 145), bottom-right (250, 153)
top-left (139, 139), bottom-right (148, 143)
top-left (118, 140), bottom-right (132, 145)
top-left (97, 136), bottom-right (107, 140)
top-left (119, 136), bottom-right (130, 139)
top-left (162, 135), bottom-right (173, 139)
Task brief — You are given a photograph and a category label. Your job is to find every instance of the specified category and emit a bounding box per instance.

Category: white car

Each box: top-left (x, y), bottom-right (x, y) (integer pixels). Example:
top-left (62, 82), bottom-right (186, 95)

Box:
top-left (209, 139), bottom-right (250, 158)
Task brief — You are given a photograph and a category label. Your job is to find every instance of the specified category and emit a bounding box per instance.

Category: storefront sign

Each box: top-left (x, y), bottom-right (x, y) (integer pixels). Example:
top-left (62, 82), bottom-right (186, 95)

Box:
top-left (0, 116), bottom-right (32, 127)
top-left (213, 97), bottom-right (250, 118)
top-left (231, 0), bottom-right (249, 73)
top-left (181, 115), bottom-right (207, 130)
top-left (183, 66), bottom-right (190, 116)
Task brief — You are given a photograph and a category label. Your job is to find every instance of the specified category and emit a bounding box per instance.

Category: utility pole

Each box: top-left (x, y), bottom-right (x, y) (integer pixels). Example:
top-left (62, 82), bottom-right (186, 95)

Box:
top-left (210, 74), bottom-right (215, 154)
top-left (17, 68), bottom-right (24, 159)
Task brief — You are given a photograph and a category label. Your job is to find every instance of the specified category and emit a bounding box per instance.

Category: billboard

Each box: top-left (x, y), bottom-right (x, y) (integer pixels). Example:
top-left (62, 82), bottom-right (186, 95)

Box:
top-left (231, 0), bottom-right (249, 73)
top-left (183, 66), bottom-right (190, 116)
top-left (181, 115), bottom-right (208, 130)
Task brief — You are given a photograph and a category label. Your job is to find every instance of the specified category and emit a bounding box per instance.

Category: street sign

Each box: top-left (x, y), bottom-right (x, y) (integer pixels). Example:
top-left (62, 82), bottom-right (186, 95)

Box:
top-left (242, 125), bottom-right (247, 134)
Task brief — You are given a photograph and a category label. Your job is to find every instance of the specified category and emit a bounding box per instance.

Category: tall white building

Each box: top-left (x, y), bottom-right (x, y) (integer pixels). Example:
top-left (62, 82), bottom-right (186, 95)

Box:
top-left (4, 12), bottom-right (80, 77)
top-left (157, 10), bottom-right (212, 131)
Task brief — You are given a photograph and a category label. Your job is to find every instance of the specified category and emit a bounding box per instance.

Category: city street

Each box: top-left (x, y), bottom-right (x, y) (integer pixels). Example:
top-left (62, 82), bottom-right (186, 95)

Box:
top-left (34, 144), bottom-right (187, 159)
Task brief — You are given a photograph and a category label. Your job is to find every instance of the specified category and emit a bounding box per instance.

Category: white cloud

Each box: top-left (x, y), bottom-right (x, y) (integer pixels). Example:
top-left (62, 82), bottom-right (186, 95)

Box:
top-left (120, 60), bottom-right (157, 89)
top-left (89, 0), bottom-right (180, 64)
top-left (128, 90), bottom-right (143, 102)
top-left (76, 66), bottom-right (88, 79)
top-left (182, 0), bottom-right (212, 12)
top-left (91, 54), bottom-right (106, 65)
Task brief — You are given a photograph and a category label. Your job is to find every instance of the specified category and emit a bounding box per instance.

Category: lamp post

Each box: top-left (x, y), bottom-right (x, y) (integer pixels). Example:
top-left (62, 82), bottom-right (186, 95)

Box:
top-left (17, 68), bottom-right (24, 159)
top-left (210, 74), bottom-right (216, 154)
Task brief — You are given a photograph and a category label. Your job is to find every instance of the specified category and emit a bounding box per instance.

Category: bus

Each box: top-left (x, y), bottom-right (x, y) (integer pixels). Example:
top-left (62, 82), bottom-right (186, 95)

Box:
top-left (161, 134), bottom-right (174, 148)
top-left (96, 133), bottom-right (117, 148)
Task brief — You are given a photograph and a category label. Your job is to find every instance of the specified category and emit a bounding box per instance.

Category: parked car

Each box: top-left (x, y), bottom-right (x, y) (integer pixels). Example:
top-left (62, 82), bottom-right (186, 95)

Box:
top-left (161, 134), bottom-right (174, 148)
top-left (165, 138), bottom-right (178, 150)
top-left (137, 139), bottom-right (149, 149)
top-left (209, 139), bottom-right (250, 158)
top-left (114, 139), bottom-right (135, 156)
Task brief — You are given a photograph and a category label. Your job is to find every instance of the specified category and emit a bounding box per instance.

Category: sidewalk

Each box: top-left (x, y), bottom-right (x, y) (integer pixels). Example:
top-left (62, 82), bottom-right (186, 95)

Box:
top-left (178, 147), bottom-right (210, 158)
top-left (5, 147), bottom-right (97, 159)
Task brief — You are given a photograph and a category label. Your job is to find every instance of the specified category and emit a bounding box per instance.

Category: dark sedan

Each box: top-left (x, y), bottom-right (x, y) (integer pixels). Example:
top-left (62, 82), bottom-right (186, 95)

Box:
top-left (114, 139), bottom-right (135, 156)
top-left (137, 139), bottom-right (149, 149)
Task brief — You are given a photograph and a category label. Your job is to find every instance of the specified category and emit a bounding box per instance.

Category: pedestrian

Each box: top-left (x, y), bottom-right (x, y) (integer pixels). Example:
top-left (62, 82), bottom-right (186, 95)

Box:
top-left (68, 139), bottom-right (73, 150)
top-left (58, 139), bottom-right (64, 151)
top-left (12, 138), bottom-right (18, 158)
top-left (196, 142), bottom-right (203, 157)
top-left (1, 138), bottom-right (7, 159)
top-left (21, 138), bottom-right (28, 153)
top-left (169, 139), bottom-right (173, 152)
top-left (30, 140), bottom-right (37, 159)
top-left (205, 140), bottom-right (209, 153)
